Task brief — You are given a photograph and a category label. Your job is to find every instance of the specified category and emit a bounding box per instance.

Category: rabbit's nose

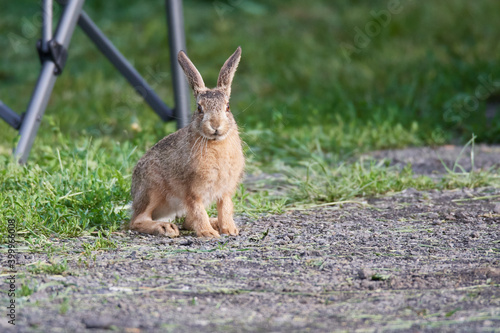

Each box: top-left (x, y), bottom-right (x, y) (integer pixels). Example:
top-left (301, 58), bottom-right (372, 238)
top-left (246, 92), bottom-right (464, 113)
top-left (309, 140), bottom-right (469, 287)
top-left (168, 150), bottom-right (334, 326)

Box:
top-left (210, 121), bottom-right (221, 133)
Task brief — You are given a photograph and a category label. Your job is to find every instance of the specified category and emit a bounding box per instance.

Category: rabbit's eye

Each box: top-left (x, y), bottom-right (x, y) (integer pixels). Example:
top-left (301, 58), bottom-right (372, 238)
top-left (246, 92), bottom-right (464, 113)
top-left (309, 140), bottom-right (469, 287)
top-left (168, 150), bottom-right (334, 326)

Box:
top-left (197, 104), bottom-right (203, 114)
top-left (226, 103), bottom-right (230, 113)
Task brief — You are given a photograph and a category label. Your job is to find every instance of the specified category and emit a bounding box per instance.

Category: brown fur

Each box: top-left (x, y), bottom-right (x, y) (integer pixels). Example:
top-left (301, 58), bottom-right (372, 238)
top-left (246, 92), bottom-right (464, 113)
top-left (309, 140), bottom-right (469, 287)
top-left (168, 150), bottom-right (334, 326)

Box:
top-left (129, 47), bottom-right (244, 238)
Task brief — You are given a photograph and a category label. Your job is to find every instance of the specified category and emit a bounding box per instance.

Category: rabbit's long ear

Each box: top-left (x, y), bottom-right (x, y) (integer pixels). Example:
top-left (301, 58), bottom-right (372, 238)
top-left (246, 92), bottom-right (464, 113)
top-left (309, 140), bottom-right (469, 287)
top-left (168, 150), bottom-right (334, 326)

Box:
top-left (178, 51), bottom-right (205, 95)
top-left (217, 46), bottom-right (242, 96)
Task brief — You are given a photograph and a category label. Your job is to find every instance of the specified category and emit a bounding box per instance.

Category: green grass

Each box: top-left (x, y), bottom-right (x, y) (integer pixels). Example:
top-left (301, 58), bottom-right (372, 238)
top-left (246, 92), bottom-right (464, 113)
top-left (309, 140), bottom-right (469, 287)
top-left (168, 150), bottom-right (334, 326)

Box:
top-left (28, 259), bottom-right (68, 275)
top-left (283, 137), bottom-right (500, 207)
top-left (0, 0), bottom-right (499, 241)
top-left (82, 231), bottom-right (119, 252)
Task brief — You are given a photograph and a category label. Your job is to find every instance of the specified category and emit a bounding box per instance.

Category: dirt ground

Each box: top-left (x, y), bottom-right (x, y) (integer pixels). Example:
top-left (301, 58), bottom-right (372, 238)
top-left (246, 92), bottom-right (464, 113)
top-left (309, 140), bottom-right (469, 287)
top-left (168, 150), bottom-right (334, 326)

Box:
top-left (1, 145), bottom-right (499, 333)
top-left (368, 144), bottom-right (500, 176)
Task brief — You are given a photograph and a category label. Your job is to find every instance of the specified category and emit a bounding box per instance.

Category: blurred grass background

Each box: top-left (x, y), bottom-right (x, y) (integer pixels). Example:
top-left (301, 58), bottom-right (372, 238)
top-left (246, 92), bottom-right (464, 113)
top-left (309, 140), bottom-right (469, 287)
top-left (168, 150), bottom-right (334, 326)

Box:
top-left (0, 0), bottom-right (499, 238)
top-left (1, 0), bottom-right (499, 160)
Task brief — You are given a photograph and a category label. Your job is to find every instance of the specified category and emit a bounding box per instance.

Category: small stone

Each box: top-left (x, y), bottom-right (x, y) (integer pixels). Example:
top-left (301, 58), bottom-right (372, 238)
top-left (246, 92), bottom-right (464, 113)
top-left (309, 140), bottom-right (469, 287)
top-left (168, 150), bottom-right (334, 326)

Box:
top-left (83, 316), bottom-right (113, 329)
top-left (358, 268), bottom-right (373, 280)
top-left (427, 212), bottom-right (439, 219)
top-left (48, 275), bottom-right (66, 281)
top-left (28, 315), bottom-right (42, 327)
top-left (180, 239), bottom-right (193, 246)
top-left (403, 188), bottom-right (419, 195)
top-left (493, 203), bottom-right (500, 214)
top-left (445, 214), bottom-right (456, 221)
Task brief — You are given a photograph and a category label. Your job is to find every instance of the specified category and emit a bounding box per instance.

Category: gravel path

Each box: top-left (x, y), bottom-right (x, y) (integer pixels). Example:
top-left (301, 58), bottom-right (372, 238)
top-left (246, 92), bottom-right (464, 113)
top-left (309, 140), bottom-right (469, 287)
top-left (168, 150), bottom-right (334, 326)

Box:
top-left (1, 145), bottom-right (499, 333)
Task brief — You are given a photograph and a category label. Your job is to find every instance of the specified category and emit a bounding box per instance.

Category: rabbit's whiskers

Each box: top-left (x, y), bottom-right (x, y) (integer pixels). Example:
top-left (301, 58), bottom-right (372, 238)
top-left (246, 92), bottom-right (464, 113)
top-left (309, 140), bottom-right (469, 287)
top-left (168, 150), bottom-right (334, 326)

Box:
top-left (189, 135), bottom-right (201, 159)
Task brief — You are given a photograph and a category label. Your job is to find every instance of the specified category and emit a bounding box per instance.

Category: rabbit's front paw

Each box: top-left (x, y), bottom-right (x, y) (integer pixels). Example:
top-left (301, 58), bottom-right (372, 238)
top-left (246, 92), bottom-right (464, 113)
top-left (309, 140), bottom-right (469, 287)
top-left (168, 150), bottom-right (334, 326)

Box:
top-left (220, 225), bottom-right (239, 236)
top-left (154, 222), bottom-right (180, 237)
top-left (196, 227), bottom-right (220, 238)
top-left (209, 217), bottom-right (238, 236)
top-left (219, 219), bottom-right (239, 236)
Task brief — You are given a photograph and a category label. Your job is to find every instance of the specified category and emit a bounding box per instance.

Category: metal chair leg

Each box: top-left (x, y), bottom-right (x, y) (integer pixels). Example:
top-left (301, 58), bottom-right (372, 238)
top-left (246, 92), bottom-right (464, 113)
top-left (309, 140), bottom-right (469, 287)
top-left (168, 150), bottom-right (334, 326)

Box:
top-left (15, 0), bottom-right (85, 164)
top-left (167, 0), bottom-right (191, 129)
top-left (4, 0), bottom-right (190, 163)
top-left (0, 101), bottom-right (22, 130)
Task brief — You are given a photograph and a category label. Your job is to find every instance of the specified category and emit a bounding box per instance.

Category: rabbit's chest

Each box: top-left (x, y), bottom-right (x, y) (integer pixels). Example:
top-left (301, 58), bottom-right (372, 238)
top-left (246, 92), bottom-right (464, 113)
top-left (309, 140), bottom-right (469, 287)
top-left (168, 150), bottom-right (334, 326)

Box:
top-left (195, 144), bottom-right (244, 199)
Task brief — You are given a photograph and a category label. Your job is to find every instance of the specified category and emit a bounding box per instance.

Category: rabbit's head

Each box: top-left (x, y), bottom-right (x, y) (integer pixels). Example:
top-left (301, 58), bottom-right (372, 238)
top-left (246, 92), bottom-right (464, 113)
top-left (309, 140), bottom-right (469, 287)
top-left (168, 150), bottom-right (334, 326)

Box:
top-left (178, 47), bottom-right (242, 141)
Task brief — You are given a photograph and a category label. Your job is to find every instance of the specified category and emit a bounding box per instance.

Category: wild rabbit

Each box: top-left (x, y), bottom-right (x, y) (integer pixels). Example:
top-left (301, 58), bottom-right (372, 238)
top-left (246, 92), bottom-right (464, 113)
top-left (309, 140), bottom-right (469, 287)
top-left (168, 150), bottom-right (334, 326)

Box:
top-left (129, 47), bottom-right (244, 238)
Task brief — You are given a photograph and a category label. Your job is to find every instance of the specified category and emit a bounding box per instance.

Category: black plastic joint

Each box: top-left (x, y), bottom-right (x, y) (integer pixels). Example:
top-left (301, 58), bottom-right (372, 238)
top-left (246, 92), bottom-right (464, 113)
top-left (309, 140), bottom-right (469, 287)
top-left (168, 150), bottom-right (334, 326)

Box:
top-left (36, 39), bottom-right (68, 75)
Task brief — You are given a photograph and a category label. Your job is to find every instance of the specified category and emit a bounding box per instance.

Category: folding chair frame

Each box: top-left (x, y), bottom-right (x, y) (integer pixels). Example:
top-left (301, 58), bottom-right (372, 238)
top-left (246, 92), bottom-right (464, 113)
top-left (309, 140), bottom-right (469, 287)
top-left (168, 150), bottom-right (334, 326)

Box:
top-left (0, 0), bottom-right (191, 164)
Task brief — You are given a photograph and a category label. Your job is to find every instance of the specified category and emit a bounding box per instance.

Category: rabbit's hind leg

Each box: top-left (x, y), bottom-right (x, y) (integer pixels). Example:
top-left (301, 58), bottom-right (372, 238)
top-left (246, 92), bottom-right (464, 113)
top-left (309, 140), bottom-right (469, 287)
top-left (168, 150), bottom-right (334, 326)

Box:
top-left (130, 191), bottom-right (180, 237)
top-left (209, 217), bottom-right (219, 231)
